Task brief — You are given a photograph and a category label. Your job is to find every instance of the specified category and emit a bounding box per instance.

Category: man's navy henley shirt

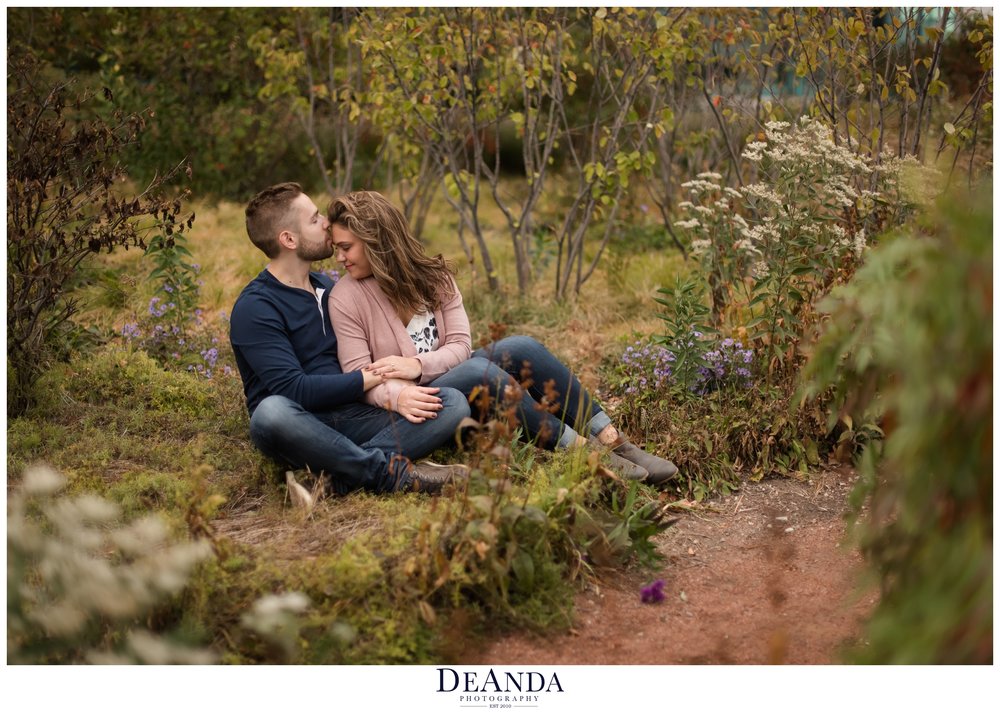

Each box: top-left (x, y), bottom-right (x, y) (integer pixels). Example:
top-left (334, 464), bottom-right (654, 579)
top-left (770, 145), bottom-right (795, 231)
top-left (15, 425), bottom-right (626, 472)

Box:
top-left (229, 269), bottom-right (363, 415)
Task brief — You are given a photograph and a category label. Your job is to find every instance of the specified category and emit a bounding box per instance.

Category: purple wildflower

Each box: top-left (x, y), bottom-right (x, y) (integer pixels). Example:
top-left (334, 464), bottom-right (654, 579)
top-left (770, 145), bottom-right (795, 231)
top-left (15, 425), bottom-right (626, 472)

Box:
top-left (121, 323), bottom-right (142, 341)
top-left (640, 579), bottom-right (666, 604)
top-left (201, 347), bottom-right (219, 368)
top-left (148, 297), bottom-right (168, 318)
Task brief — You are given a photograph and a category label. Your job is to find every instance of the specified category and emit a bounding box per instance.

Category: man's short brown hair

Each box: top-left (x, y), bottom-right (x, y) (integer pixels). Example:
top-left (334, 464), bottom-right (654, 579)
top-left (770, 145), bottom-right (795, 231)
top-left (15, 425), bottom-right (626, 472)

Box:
top-left (245, 182), bottom-right (303, 258)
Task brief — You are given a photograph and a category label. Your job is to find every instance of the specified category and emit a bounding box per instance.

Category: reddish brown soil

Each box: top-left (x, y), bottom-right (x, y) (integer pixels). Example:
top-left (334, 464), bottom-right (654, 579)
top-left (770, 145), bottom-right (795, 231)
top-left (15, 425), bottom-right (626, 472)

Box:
top-left (471, 466), bottom-right (877, 664)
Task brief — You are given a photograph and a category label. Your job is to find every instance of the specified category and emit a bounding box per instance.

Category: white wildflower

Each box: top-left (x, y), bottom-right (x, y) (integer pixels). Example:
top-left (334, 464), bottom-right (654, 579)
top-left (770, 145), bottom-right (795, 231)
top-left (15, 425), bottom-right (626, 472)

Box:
top-left (741, 183), bottom-right (782, 205)
top-left (743, 141), bottom-right (768, 162)
top-left (241, 591), bottom-right (312, 659)
top-left (696, 171), bottom-right (723, 181)
top-left (741, 222), bottom-right (780, 245)
top-left (693, 205), bottom-right (714, 216)
top-left (764, 121), bottom-right (790, 143)
top-left (690, 239), bottom-right (712, 253)
top-left (733, 239), bottom-right (762, 256)
top-left (852, 228), bottom-right (866, 257)
top-left (681, 178), bottom-right (722, 194)
top-left (251, 592), bottom-right (312, 618)
top-left (111, 516), bottom-right (169, 557)
top-left (92, 630), bottom-right (218, 665)
top-left (22, 466), bottom-right (66, 496)
top-left (673, 218), bottom-right (701, 230)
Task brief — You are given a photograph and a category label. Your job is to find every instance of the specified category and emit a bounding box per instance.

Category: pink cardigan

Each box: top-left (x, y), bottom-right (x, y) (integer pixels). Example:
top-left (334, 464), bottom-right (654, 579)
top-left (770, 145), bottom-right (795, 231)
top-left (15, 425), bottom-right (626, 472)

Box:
top-left (329, 274), bottom-right (471, 410)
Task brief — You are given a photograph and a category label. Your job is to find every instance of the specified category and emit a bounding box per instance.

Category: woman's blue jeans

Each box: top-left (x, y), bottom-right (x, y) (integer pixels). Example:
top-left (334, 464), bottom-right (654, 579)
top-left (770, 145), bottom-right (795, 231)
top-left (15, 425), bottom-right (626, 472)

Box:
top-left (428, 335), bottom-right (611, 449)
top-left (249, 389), bottom-right (470, 495)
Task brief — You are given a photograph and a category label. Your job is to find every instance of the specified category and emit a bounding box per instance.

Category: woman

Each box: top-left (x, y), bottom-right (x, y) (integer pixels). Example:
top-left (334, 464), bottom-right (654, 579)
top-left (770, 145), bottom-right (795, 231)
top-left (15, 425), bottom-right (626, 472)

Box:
top-left (327, 191), bottom-right (678, 485)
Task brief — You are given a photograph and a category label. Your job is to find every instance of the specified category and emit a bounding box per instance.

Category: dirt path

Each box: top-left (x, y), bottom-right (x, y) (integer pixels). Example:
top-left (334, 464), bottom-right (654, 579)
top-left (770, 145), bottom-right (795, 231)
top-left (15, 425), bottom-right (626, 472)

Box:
top-left (471, 466), bottom-right (877, 664)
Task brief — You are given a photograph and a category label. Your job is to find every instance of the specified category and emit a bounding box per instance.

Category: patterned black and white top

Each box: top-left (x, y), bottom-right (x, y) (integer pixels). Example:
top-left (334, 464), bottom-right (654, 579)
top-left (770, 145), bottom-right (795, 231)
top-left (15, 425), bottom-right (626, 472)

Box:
top-left (406, 311), bottom-right (440, 354)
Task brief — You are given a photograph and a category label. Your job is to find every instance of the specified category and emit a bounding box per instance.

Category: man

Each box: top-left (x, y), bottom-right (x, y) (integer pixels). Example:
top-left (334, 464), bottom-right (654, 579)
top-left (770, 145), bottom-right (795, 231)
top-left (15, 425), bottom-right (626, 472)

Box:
top-left (229, 182), bottom-right (470, 498)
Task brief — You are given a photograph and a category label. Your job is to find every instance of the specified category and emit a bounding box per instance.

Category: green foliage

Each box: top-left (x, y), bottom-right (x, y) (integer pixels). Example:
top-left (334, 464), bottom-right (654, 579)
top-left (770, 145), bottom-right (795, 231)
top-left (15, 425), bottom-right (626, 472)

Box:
top-left (653, 277), bottom-right (716, 394)
top-left (249, 8), bottom-right (370, 196)
top-left (674, 119), bottom-right (878, 380)
top-left (7, 7), bottom-right (319, 199)
top-left (145, 231), bottom-right (201, 326)
top-left (801, 185), bottom-right (992, 663)
top-left (607, 482), bottom-right (667, 567)
top-left (57, 344), bottom-right (216, 418)
top-left (613, 378), bottom-right (825, 501)
top-left (177, 447), bottom-right (671, 664)
top-left (6, 46), bottom-right (193, 416)
top-left (120, 249), bottom-right (236, 382)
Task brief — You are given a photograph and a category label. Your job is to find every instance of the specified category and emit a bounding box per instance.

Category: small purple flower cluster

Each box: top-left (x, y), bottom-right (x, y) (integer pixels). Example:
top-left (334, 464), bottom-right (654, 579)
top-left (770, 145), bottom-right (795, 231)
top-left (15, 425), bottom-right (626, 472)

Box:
top-left (640, 579), bottom-right (666, 604)
top-left (186, 338), bottom-right (226, 379)
top-left (697, 337), bottom-right (754, 392)
top-left (619, 341), bottom-right (674, 395)
top-left (617, 336), bottom-right (754, 397)
top-left (121, 296), bottom-right (232, 380)
top-left (147, 296), bottom-right (172, 318)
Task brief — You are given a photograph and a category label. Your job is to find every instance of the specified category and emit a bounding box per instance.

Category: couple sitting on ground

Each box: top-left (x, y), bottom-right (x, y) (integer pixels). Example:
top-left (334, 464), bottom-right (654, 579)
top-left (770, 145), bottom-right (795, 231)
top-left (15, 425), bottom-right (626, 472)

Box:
top-left (229, 182), bottom-right (678, 501)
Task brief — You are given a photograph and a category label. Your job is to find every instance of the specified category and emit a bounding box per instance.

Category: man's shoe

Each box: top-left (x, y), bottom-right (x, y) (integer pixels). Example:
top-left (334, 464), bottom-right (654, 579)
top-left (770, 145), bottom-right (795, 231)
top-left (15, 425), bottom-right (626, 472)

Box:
top-left (408, 461), bottom-right (470, 494)
top-left (610, 440), bottom-right (679, 486)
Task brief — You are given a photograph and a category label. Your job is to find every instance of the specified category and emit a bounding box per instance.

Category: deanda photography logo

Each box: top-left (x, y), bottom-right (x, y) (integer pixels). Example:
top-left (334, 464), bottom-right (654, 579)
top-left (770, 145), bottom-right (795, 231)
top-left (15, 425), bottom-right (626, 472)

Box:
top-left (436, 667), bottom-right (565, 708)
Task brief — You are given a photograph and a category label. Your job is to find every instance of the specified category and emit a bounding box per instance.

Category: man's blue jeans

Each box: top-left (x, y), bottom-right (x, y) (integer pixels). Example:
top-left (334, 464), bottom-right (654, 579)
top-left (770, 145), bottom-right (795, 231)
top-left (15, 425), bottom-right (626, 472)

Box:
top-left (249, 388), bottom-right (470, 495)
top-left (428, 335), bottom-right (611, 449)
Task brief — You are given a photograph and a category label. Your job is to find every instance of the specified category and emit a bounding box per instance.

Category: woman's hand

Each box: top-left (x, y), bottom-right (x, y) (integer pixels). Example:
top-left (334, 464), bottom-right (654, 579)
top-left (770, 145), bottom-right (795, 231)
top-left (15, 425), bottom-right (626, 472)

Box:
top-left (394, 385), bottom-right (443, 423)
top-left (368, 355), bottom-right (422, 381)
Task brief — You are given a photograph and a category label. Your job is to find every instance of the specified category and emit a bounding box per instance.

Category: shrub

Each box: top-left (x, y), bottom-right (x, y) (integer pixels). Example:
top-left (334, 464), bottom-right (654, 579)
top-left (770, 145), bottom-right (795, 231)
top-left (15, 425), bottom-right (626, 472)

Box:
top-left (674, 118), bottom-right (878, 375)
top-left (801, 185), bottom-right (992, 663)
top-left (6, 46), bottom-right (193, 415)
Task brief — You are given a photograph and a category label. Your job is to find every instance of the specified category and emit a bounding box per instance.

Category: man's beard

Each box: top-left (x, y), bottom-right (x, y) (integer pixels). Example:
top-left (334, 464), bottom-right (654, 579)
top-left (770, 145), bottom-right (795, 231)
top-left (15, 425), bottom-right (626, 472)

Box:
top-left (296, 240), bottom-right (334, 262)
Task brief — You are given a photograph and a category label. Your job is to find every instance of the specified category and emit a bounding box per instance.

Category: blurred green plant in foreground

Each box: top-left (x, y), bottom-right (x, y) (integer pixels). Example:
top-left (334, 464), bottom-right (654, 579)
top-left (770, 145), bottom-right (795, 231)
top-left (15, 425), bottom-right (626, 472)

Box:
top-left (801, 184), bottom-right (992, 663)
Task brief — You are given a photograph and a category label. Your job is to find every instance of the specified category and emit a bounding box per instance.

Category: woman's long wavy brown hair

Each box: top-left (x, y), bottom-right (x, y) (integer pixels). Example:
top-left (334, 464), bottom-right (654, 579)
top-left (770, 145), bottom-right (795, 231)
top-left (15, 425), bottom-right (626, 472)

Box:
top-left (328, 191), bottom-right (455, 316)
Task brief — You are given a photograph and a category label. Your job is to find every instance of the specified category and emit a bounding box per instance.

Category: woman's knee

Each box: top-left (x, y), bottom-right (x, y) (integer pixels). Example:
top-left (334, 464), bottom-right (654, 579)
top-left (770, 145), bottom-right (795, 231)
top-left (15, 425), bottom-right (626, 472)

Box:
top-left (494, 335), bottom-right (543, 358)
top-left (437, 387), bottom-right (472, 421)
top-left (487, 335), bottom-right (550, 373)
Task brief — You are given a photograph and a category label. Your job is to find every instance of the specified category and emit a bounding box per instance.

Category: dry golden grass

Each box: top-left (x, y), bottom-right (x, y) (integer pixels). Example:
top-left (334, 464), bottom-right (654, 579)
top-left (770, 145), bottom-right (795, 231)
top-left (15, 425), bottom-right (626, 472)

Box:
top-left (213, 492), bottom-right (384, 562)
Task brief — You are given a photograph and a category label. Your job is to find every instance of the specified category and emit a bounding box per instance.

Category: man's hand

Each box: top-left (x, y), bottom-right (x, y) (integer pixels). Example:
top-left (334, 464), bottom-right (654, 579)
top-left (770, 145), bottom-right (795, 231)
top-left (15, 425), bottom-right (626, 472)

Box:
top-left (368, 355), bottom-right (422, 381)
top-left (394, 385), bottom-right (443, 423)
top-left (361, 368), bottom-right (385, 391)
